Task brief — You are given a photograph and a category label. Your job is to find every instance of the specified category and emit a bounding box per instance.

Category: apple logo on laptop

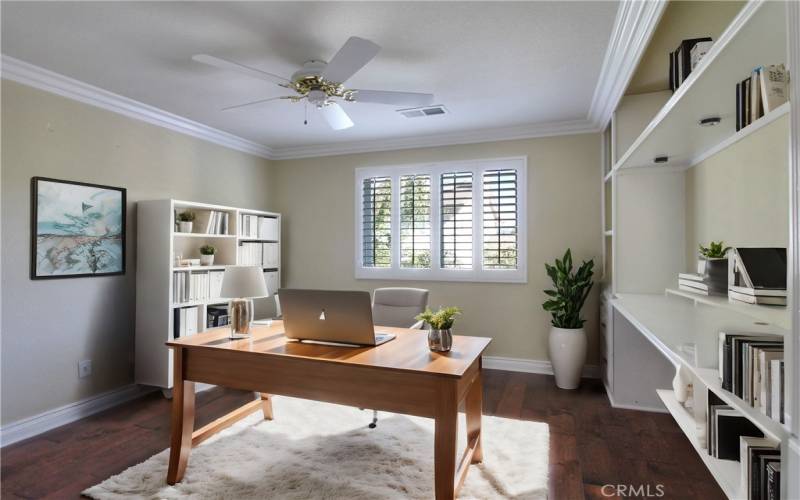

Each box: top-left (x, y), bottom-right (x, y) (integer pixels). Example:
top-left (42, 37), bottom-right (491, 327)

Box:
top-left (319, 309), bottom-right (326, 321)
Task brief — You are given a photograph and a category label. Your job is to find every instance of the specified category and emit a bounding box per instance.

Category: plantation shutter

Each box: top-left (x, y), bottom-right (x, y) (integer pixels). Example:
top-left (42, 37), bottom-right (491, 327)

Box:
top-left (440, 171), bottom-right (473, 269)
top-left (362, 176), bottom-right (392, 267)
top-left (400, 174), bottom-right (432, 268)
top-left (482, 169), bottom-right (518, 269)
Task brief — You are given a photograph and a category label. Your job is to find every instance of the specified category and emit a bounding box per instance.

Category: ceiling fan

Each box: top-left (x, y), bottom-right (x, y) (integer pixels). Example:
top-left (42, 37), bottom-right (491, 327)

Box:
top-left (192, 36), bottom-right (434, 130)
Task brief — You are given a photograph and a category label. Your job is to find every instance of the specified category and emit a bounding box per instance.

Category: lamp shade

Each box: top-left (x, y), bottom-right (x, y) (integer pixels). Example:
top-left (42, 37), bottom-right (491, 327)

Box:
top-left (220, 266), bottom-right (269, 299)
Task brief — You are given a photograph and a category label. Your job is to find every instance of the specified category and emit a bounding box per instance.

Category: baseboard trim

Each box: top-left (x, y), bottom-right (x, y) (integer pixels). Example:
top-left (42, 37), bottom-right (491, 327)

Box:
top-left (0, 384), bottom-right (155, 447)
top-left (482, 355), bottom-right (600, 379)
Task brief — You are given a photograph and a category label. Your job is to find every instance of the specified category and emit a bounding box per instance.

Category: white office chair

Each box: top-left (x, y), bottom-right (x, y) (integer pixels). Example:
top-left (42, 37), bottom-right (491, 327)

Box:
top-left (368, 287), bottom-right (429, 428)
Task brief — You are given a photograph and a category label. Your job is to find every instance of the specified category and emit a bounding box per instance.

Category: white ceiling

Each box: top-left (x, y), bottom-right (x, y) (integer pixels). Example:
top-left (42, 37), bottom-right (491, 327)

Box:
top-left (1, 1), bottom-right (618, 151)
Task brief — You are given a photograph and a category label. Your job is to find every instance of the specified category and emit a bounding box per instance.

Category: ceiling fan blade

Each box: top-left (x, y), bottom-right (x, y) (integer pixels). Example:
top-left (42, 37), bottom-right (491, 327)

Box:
top-left (318, 102), bottom-right (354, 130)
top-left (321, 37), bottom-right (380, 83)
top-left (222, 96), bottom-right (296, 111)
top-left (351, 90), bottom-right (434, 107)
top-left (192, 54), bottom-right (291, 86)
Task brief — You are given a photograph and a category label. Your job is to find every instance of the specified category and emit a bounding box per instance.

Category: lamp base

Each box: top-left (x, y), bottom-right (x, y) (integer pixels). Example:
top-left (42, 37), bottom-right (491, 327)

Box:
top-left (228, 298), bottom-right (254, 339)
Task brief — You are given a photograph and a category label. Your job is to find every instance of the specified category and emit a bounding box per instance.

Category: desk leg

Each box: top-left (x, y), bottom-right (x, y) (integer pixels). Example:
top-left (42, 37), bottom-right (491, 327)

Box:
top-left (434, 380), bottom-right (458, 500)
top-left (260, 393), bottom-right (274, 420)
top-left (465, 365), bottom-right (483, 463)
top-left (167, 347), bottom-right (195, 485)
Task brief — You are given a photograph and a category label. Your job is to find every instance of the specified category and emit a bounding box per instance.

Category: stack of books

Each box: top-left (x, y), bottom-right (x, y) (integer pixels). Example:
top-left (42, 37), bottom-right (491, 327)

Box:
top-left (678, 272), bottom-right (709, 295)
top-left (706, 390), bottom-right (782, 500)
top-left (173, 306), bottom-right (199, 338)
top-left (728, 248), bottom-right (787, 306)
top-left (669, 37), bottom-right (712, 92)
top-left (207, 305), bottom-right (230, 328)
top-left (172, 270), bottom-right (225, 303)
top-left (240, 214), bottom-right (279, 240)
top-left (736, 64), bottom-right (788, 132)
top-left (718, 332), bottom-right (785, 424)
top-left (238, 242), bottom-right (280, 268)
top-left (191, 210), bottom-right (230, 235)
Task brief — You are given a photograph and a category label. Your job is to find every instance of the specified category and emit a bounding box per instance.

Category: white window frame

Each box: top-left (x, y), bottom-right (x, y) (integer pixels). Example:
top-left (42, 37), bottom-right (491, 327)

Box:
top-left (354, 156), bottom-right (527, 283)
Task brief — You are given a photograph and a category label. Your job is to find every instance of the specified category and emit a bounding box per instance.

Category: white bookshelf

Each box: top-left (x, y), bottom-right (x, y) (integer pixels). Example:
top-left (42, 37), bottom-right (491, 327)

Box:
top-left (135, 199), bottom-right (281, 390)
top-left (600, 1), bottom-right (796, 498)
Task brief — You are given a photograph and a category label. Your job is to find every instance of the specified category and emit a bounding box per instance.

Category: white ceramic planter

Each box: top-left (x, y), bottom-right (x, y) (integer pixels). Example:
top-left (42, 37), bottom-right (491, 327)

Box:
top-left (200, 254), bottom-right (215, 266)
top-left (548, 326), bottom-right (587, 390)
top-left (178, 221), bottom-right (193, 233)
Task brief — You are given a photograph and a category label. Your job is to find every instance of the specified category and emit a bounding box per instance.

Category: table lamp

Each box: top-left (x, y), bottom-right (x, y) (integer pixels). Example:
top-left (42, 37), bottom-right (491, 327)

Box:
top-left (220, 266), bottom-right (269, 339)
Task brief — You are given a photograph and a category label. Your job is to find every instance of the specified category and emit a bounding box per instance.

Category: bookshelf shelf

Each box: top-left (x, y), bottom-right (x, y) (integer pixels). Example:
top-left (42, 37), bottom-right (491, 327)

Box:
top-left (173, 233), bottom-right (236, 238)
top-left (657, 389), bottom-right (742, 499)
top-left (135, 199), bottom-right (282, 390)
top-left (665, 288), bottom-right (790, 330)
top-left (611, 1), bottom-right (786, 172)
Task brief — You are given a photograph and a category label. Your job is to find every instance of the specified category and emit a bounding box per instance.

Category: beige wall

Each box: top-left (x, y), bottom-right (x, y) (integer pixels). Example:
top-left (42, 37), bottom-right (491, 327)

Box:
top-left (685, 115), bottom-right (789, 266)
top-left (626, 1), bottom-right (744, 95)
top-left (271, 134), bottom-right (602, 363)
top-left (1, 80), bottom-right (275, 424)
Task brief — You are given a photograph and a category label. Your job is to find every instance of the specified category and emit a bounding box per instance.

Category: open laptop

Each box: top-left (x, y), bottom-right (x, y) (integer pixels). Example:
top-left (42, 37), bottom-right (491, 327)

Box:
top-left (278, 289), bottom-right (396, 346)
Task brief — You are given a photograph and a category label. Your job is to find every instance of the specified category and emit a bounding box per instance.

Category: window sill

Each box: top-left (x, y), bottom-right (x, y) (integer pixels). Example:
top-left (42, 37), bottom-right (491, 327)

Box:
top-left (354, 267), bottom-right (527, 284)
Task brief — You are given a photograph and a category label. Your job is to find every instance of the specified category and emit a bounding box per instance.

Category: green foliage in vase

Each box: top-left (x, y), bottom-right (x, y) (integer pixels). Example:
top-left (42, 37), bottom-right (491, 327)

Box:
top-left (543, 249), bottom-right (594, 329)
top-left (177, 211), bottom-right (195, 222)
top-left (416, 306), bottom-right (461, 330)
top-left (698, 241), bottom-right (731, 259)
top-left (199, 244), bottom-right (216, 255)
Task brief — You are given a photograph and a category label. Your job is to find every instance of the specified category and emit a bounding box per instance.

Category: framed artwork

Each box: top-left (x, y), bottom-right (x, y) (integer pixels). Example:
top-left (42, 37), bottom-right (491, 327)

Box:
top-left (31, 177), bottom-right (126, 279)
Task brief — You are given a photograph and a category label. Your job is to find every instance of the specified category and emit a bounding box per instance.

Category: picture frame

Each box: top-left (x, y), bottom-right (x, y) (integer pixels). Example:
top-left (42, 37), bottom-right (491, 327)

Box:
top-left (31, 176), bottom-right (126, 279)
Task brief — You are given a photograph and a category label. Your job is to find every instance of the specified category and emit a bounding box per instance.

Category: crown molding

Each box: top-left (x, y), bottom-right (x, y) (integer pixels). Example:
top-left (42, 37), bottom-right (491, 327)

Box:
top-left (1, 55), bottom-right (273, 159)
top-left (2, 54), bottom-right (603, 162)
top-left (269, 118), bottom-right (599, 160)
top-left (587, 0), bottom-right (667, 130)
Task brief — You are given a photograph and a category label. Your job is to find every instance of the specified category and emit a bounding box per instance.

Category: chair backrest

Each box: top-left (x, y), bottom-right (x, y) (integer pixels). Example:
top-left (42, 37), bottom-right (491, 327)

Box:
top-left (372, 287), bottom-right (429, 328)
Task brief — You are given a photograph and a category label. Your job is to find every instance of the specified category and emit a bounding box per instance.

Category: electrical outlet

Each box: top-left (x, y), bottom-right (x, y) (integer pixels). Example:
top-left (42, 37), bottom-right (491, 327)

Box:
top-left (78, 359), bottom-right (92, 379)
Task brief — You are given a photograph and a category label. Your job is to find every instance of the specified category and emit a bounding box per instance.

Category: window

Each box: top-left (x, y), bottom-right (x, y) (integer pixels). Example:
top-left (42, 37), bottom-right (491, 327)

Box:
top-left (440, 172), bottom-right (473, 269)
top-left (400, 174), bottom-right (431, 268)
top-left (361, 176), bottom-right (392, 268)
top-left (482, 169), bottom-right (518, 270)
top-left (355, 157), bottom-right (526, 282)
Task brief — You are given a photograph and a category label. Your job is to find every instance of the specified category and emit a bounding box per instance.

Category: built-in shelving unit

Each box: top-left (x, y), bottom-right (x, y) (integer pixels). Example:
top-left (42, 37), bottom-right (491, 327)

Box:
top-left (611, 1), bottom-right (787, 172)
top-left (135, 199), bottom-right (281, 390)
top-left (600, 1), bottom-right (795, 497)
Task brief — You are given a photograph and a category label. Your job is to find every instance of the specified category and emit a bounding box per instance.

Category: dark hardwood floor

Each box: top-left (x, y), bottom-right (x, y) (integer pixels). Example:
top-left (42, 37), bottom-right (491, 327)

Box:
top-left (1, 370), bottom-right (724, 499)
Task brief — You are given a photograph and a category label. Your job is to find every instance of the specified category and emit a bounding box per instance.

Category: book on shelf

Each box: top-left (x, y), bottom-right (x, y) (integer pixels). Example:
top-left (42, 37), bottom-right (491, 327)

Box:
top-left (728, 291), bottom-right (786, 306)
top-left (736, 64), bottom-right (788, 132)
top-left (690, 40), bottom-right (713, 71)
top-left (759, 349), bottom-right (784, 419)
top-left (766, 462), bottom-right (780, 500)
top-left (679, 284), bottom-right (709, 295)
top-left (241, 214), bottom-right (279, 240)
top-left (728, 248), bottom-right (787, 305)
top-left (678, 272), bottom-right (704, 282)
top-left (707, 395), bottom-right (730, 456)
top-left (718, 333), bottom-right (782, 394)
top-left (207, 305), bottom-right (229, 328)
top-left (739, 436), bottom-right (780, 500)
top-left (669, 37), bottom-right (712, 92)
top-left (173, 306), bottom-right (198, 338)
top-left (716, 410), bottom-right (763, 460)
top-left (770, 359), bottom-right (785, 424)
top-left (759, 64), bottom-right (788, 113)
top-left (191, 210), bottom-right (229, 235)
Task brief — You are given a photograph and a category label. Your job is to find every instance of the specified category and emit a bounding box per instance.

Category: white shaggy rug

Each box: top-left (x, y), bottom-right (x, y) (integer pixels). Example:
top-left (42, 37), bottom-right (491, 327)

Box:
top-left (84, 396), bottom-right (548, 499)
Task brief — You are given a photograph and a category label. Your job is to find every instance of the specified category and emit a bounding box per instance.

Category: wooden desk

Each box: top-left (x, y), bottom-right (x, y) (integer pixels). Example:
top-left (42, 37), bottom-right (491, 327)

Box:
top-left (165, 321), bottom-right (491, 499)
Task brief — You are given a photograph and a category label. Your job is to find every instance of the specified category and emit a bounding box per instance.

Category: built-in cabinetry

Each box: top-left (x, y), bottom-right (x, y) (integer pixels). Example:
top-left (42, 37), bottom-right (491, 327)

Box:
top-left (600, 1), bottom-right (797, 498)
top-left (135, 199), bottom-right (281, 390)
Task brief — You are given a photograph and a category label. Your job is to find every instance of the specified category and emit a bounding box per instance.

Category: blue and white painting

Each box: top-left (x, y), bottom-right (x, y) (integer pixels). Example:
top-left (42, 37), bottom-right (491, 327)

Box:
top-left (33, 178), bottom-right (125, 278)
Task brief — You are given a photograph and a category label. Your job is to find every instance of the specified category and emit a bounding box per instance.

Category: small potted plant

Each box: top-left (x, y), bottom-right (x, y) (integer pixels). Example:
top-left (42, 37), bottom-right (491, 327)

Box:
top-left (543, 249), bottom-right (594, 390)
top-left (199, 244), bottom-right (216, 266)
top-left (177, 211), bottom-right (195, 233)
top-left (416, 306), bottom-right (461, 352)
top-left (699, 241), bottom-right (731, 294)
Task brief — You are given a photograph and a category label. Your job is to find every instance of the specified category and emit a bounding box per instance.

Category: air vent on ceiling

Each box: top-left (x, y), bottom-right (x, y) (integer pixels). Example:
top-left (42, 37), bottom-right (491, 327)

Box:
top-left (398, 105), bottom-right (448, 118)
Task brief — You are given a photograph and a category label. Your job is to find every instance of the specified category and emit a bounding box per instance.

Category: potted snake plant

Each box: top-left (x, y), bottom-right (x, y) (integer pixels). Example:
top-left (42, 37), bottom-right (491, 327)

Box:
top-left (543, 249), bottom-right (594, 389)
